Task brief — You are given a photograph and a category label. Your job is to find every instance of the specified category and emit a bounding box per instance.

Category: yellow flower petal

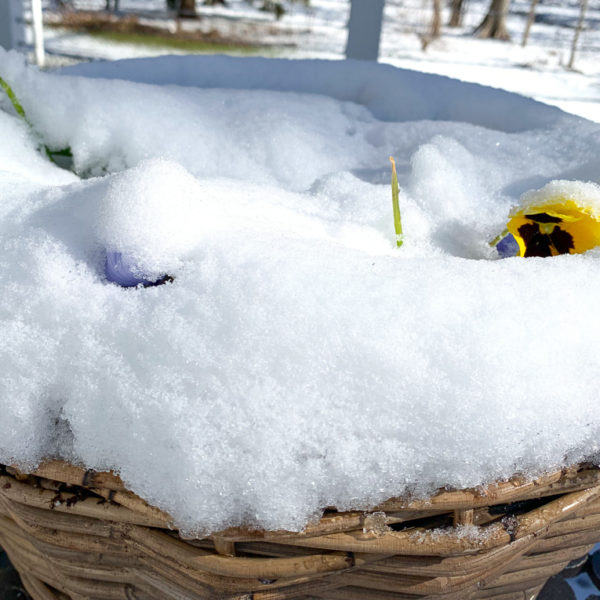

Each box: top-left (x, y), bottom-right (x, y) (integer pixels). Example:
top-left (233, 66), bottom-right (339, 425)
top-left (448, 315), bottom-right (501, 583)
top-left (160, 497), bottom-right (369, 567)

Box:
top-left (506, 182), bottom-right (600, 258)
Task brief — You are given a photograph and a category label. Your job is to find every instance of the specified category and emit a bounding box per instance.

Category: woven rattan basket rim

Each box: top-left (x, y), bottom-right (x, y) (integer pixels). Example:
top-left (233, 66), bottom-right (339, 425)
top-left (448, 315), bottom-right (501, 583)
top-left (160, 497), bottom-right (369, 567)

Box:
top-left (5, 459), bottom-right (600, 540)
top-left (2, 460), bottom-right (600, 600)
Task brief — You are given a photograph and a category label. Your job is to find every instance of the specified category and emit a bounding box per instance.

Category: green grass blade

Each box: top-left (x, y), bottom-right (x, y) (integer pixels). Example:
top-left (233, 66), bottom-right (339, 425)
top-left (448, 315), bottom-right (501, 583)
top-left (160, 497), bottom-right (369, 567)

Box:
top-left (0, 76), bottom-right (27, 121)
top-left (0, 75), bottom-right (74, 170)
top-left (389, 156), bottom-right (404, 248)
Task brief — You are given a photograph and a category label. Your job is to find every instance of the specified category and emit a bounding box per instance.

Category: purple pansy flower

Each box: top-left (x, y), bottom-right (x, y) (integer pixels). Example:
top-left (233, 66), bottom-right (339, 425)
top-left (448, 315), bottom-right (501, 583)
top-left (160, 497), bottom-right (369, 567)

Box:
top-left (105, 251), bottom-right (173, 288)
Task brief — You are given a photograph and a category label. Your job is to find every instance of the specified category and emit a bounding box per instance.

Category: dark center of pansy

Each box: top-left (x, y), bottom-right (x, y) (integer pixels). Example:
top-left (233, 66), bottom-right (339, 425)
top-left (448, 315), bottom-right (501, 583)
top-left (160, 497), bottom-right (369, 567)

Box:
top-left (518, 213), bottom-right (574, 257)
top-left (524, 213), bottom-right (563, 224)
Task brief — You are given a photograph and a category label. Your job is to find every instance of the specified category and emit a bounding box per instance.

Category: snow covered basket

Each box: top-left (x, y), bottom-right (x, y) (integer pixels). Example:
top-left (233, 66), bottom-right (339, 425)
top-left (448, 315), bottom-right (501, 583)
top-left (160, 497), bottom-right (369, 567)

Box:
top-left (1, 461), bottom-right (600, 599)
top-left (2, 51), bottom-right (600, 599)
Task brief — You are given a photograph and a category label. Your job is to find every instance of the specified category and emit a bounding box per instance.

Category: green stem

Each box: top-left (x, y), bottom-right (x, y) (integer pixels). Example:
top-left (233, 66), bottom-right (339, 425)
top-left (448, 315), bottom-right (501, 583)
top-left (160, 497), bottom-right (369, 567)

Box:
top-left (0, 75), bottom-right (73, 169)
top-left (389, 156), bottom-right (404, 248)
top-left (0, 76), bottom-right (28, 122)
top-left (489, 228), bottom-right (509, 247)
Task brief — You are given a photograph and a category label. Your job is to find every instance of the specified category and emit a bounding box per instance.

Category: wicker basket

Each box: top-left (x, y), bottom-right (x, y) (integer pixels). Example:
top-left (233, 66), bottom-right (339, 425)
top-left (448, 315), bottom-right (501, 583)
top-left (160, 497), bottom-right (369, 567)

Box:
top-left (1, 461), bottom-right (600, 600)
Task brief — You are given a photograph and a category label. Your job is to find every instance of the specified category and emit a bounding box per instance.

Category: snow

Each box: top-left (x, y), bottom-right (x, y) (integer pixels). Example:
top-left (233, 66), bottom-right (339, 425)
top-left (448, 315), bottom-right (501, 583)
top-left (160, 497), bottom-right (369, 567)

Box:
top-left (412, 524), bottom-right (492, 545)
top-left (379, 0), bottom-right (600, 123)
top-left (99, 160), bottom-right (208, 278)
top-left (36, 0), bottom-right (600, 122)
top-left (516, 180), bottom-right (600, 216)
top-left (2, 49), bottom-right (600, 536)
top-left (0, 110), bottom-right (76, 187)
top-left (57, 54), bottom-right (570, 133)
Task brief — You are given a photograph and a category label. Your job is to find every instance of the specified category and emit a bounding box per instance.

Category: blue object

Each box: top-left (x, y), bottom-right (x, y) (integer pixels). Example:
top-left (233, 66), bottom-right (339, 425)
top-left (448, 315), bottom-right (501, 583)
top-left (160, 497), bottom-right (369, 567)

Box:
top-left (496, 233), bottom-right (519, 258)
top-left (105, 251), bottom-right (169, 288)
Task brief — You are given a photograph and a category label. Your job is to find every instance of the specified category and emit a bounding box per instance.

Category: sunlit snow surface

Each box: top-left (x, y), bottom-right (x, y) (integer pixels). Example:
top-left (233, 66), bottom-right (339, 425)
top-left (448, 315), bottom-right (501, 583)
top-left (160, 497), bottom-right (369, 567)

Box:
top-left (42, 0), bottom-right (600, 122)
top-left (1, 50), bottom-right (600, 535)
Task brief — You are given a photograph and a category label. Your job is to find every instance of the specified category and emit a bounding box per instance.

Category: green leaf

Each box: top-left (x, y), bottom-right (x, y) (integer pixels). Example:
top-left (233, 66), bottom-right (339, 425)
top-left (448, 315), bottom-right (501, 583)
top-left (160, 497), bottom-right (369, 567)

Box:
top-left (0, 76), bottom-right (28, 122)
top-left (49, 147), bottom-right (73, 158)
top-left (389, 156), bottom-right (404, 248)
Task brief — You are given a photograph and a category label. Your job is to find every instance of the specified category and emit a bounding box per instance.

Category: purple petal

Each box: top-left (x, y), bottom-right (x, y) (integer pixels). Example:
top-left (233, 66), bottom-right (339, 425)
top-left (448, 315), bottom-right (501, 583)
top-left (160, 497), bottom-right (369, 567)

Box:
top-left (105, 251), bottom-right (158, 288)
top-left (496, 233), bottom-right (519, 258)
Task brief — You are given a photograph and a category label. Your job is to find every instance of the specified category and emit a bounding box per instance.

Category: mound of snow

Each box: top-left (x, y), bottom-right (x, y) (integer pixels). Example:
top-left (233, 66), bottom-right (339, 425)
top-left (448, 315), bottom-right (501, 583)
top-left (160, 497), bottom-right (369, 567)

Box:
top-left (61, 54), bottom-right (572, 133)
top-left (1, 50), bottom-right (600, 535)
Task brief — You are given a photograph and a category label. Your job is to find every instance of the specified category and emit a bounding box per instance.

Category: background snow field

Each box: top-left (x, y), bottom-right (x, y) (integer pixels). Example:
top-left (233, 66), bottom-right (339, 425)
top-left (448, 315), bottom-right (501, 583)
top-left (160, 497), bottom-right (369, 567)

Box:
top-left (1, 50), bottom-right (600, 535)
top-left (40, 0), bottom-right (600, 122)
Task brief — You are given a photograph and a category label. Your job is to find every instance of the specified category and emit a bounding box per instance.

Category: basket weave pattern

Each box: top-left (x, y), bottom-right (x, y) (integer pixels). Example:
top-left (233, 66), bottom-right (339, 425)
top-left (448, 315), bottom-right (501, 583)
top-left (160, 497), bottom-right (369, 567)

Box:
top-left (1, 461), bottom-right (600, 600)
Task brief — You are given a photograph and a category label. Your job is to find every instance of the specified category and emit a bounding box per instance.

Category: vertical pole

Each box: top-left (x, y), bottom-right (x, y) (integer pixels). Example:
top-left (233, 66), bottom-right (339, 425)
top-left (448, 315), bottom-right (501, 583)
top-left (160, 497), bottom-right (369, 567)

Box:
top-left (345, 0), bottom-right (385, 61)
top-left (0, 0), bottom-right (26, 52)
top-left (31, 0), bottom-right (46, 67)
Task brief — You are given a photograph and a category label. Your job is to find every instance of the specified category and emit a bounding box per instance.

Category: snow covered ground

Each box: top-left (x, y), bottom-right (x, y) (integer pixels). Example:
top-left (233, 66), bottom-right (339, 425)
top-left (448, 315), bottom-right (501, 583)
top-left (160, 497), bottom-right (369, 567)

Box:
top-left (30, 0), bottom-right (600, 122)
top-left (380, 0), bottom-right (600, 123)
top-left (2, 49), bottom-right (600, 535)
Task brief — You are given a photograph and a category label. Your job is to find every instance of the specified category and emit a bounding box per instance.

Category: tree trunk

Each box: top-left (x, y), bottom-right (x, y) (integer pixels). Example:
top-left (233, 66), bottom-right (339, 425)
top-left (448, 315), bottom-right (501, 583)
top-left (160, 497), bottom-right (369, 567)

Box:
top-left (178, 0), bottom-right (197, 17)
top-left (448, 0), bottom-right (464, 27)
top-left (475, 0), bottom-right (510, 40)
top-left (521, 0), bottom-right (538, 46)
top-left (431, 0), bottom-right (442, 38)
top-left (568, 0), bottom-right (589, 69)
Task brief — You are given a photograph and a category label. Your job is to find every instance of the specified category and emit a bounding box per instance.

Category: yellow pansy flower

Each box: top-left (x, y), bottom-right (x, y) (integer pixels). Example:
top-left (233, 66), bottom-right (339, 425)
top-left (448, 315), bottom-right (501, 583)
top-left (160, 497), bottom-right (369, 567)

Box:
top-left (507, 180), bottom-right (600, 258)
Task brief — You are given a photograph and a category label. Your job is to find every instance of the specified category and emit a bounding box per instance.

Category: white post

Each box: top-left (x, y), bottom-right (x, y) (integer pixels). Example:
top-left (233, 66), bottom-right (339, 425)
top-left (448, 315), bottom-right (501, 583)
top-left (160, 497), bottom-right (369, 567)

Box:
top-left (0, 0), bottom-right (26, 52)
top-left (31, 0), bottom-right (46, 67)
top-left (345, 0), bottom-right (385, 61)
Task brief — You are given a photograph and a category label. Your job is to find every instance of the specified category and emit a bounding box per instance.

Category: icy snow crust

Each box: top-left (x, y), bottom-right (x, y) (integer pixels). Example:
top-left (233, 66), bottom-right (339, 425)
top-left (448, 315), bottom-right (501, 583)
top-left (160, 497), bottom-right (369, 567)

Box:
top-left (2, 51), bottom-right (600, 535)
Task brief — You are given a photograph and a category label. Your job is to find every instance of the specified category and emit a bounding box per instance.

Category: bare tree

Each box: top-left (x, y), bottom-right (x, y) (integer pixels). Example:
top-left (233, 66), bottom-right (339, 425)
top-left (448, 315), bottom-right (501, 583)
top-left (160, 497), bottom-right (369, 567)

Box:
top-left (475, 0), bottom-right (510, 40)
top-left (178, 0), bottom-right (197, 17)
top-left (568, 0), bottom-right (589, 69)
top-left (448, 0), bottom-right (465, 27)
top-left (431, 0), bottom-right (442, 38)
top-left (521, 0), bottom-right (538, 46)
top-left (420, 0), bottom-right (442, 48)
top-left (172, 0), bottom-right (309, 19)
